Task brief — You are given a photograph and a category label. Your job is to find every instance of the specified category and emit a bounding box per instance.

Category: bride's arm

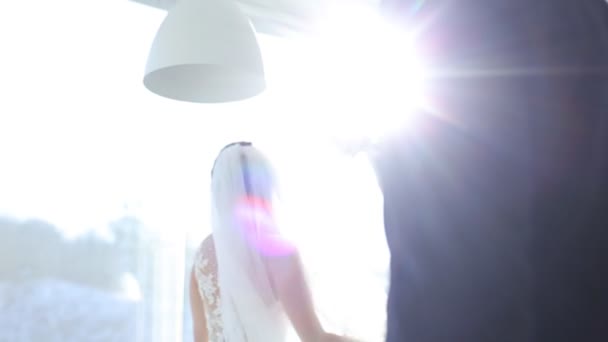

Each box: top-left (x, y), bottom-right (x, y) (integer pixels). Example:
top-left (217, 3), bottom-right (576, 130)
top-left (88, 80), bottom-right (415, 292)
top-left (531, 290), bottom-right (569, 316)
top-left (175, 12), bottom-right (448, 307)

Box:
top-left (190, 267), bottom-right (209, 342)
top-left (266, 252), bottom-right (352, 342)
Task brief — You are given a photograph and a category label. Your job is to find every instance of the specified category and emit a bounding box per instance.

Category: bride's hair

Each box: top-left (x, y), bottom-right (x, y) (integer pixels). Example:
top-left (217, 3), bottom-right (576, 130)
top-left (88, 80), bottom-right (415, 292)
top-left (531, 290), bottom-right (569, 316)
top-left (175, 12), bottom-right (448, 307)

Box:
top-left (210, 141), bottom-right (287, 342)
top-left (211, 141), bottom-right (253, 176)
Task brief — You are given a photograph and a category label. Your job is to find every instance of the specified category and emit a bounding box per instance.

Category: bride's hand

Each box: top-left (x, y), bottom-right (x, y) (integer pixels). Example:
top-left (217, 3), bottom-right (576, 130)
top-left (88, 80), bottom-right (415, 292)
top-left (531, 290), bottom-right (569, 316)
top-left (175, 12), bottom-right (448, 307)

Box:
top-left (320, 333), bottom-right (360, 342)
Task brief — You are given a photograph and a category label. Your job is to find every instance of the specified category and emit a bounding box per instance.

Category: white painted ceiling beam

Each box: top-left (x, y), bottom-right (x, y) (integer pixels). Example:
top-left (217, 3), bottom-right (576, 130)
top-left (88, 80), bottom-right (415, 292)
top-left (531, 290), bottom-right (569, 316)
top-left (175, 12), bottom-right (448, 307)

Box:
top-left (129, 0), bottom-right (380, 36)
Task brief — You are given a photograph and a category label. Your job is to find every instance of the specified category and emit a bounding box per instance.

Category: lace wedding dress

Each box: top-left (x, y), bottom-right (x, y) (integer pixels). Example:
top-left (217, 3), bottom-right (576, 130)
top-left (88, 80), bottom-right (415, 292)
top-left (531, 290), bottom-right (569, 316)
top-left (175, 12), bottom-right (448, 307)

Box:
top-left (193, 235), bottom-right (297, 342)
top-left (193, 237), bottom-right (225, 342)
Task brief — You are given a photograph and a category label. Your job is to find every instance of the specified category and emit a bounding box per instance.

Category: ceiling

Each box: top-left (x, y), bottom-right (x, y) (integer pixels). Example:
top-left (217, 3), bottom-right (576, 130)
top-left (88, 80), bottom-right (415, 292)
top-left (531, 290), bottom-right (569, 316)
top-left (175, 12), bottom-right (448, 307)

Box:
top-left (130, 0), bottom-right (380, 35)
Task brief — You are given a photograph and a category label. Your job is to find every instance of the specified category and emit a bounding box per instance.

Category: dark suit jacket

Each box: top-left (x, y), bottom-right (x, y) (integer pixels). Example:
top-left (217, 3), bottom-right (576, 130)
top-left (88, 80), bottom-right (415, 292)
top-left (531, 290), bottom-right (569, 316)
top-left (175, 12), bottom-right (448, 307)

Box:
top-left (374, 1), bottom-right (608, 341)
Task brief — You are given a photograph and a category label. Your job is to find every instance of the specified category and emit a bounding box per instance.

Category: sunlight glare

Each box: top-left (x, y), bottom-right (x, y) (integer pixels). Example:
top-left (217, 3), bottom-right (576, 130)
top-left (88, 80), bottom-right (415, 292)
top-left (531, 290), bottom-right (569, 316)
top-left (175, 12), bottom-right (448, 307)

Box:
top-left (303, 2), bottom-right (427, 144)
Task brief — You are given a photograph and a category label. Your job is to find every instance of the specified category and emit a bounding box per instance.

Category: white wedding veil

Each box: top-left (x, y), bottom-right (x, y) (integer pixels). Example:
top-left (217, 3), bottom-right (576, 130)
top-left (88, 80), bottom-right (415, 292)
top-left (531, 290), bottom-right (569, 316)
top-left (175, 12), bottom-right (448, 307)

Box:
top-left (210, 142), bottom-right (288, 342)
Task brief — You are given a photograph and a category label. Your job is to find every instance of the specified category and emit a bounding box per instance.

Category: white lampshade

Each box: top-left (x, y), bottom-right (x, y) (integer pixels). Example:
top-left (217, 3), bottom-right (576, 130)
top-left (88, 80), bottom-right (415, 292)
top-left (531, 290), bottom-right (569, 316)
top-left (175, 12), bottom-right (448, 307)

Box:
top-left (144, 0), bottom-right (266, 103)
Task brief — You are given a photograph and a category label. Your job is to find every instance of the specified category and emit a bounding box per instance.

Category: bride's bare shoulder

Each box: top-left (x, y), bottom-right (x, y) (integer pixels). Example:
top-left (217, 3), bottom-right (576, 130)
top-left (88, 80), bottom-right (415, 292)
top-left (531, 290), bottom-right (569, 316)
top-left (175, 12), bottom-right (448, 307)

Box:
top-left (197, 234), bottom-right (216, 259)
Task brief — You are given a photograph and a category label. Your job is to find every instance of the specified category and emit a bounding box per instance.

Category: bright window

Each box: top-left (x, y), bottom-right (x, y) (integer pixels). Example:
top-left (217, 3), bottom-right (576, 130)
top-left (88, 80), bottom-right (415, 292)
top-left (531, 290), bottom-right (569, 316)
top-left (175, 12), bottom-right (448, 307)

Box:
top-left (0, 1), bottom-right (389, 341)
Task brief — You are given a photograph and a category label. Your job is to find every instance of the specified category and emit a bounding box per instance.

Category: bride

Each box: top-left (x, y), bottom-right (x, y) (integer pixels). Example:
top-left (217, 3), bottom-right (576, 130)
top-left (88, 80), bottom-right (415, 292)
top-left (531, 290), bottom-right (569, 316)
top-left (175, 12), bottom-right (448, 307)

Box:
top-left (189, 142), bottom-right (355, 342)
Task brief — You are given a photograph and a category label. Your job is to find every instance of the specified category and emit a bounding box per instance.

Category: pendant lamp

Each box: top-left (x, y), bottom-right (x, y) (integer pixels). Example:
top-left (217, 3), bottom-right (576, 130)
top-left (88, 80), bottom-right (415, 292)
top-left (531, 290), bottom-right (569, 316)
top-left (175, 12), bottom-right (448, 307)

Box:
top-left (144, 0), bottom-right (266, 103)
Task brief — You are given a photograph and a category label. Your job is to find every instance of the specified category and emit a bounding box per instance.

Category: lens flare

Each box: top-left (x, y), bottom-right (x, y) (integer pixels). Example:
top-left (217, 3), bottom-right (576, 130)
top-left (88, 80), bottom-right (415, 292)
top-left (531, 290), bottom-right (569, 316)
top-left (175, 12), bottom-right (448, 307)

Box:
top-left (291, 2), bottom-right (429, 146)
top-left (234, 196), bottom-right (296, 257)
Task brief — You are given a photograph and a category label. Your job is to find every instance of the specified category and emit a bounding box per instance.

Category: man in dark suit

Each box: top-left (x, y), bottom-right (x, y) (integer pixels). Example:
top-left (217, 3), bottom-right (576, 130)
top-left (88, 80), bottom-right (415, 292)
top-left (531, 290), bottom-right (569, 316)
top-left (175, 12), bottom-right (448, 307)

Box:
top-left (372, 1), bottom-right (608, 341)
